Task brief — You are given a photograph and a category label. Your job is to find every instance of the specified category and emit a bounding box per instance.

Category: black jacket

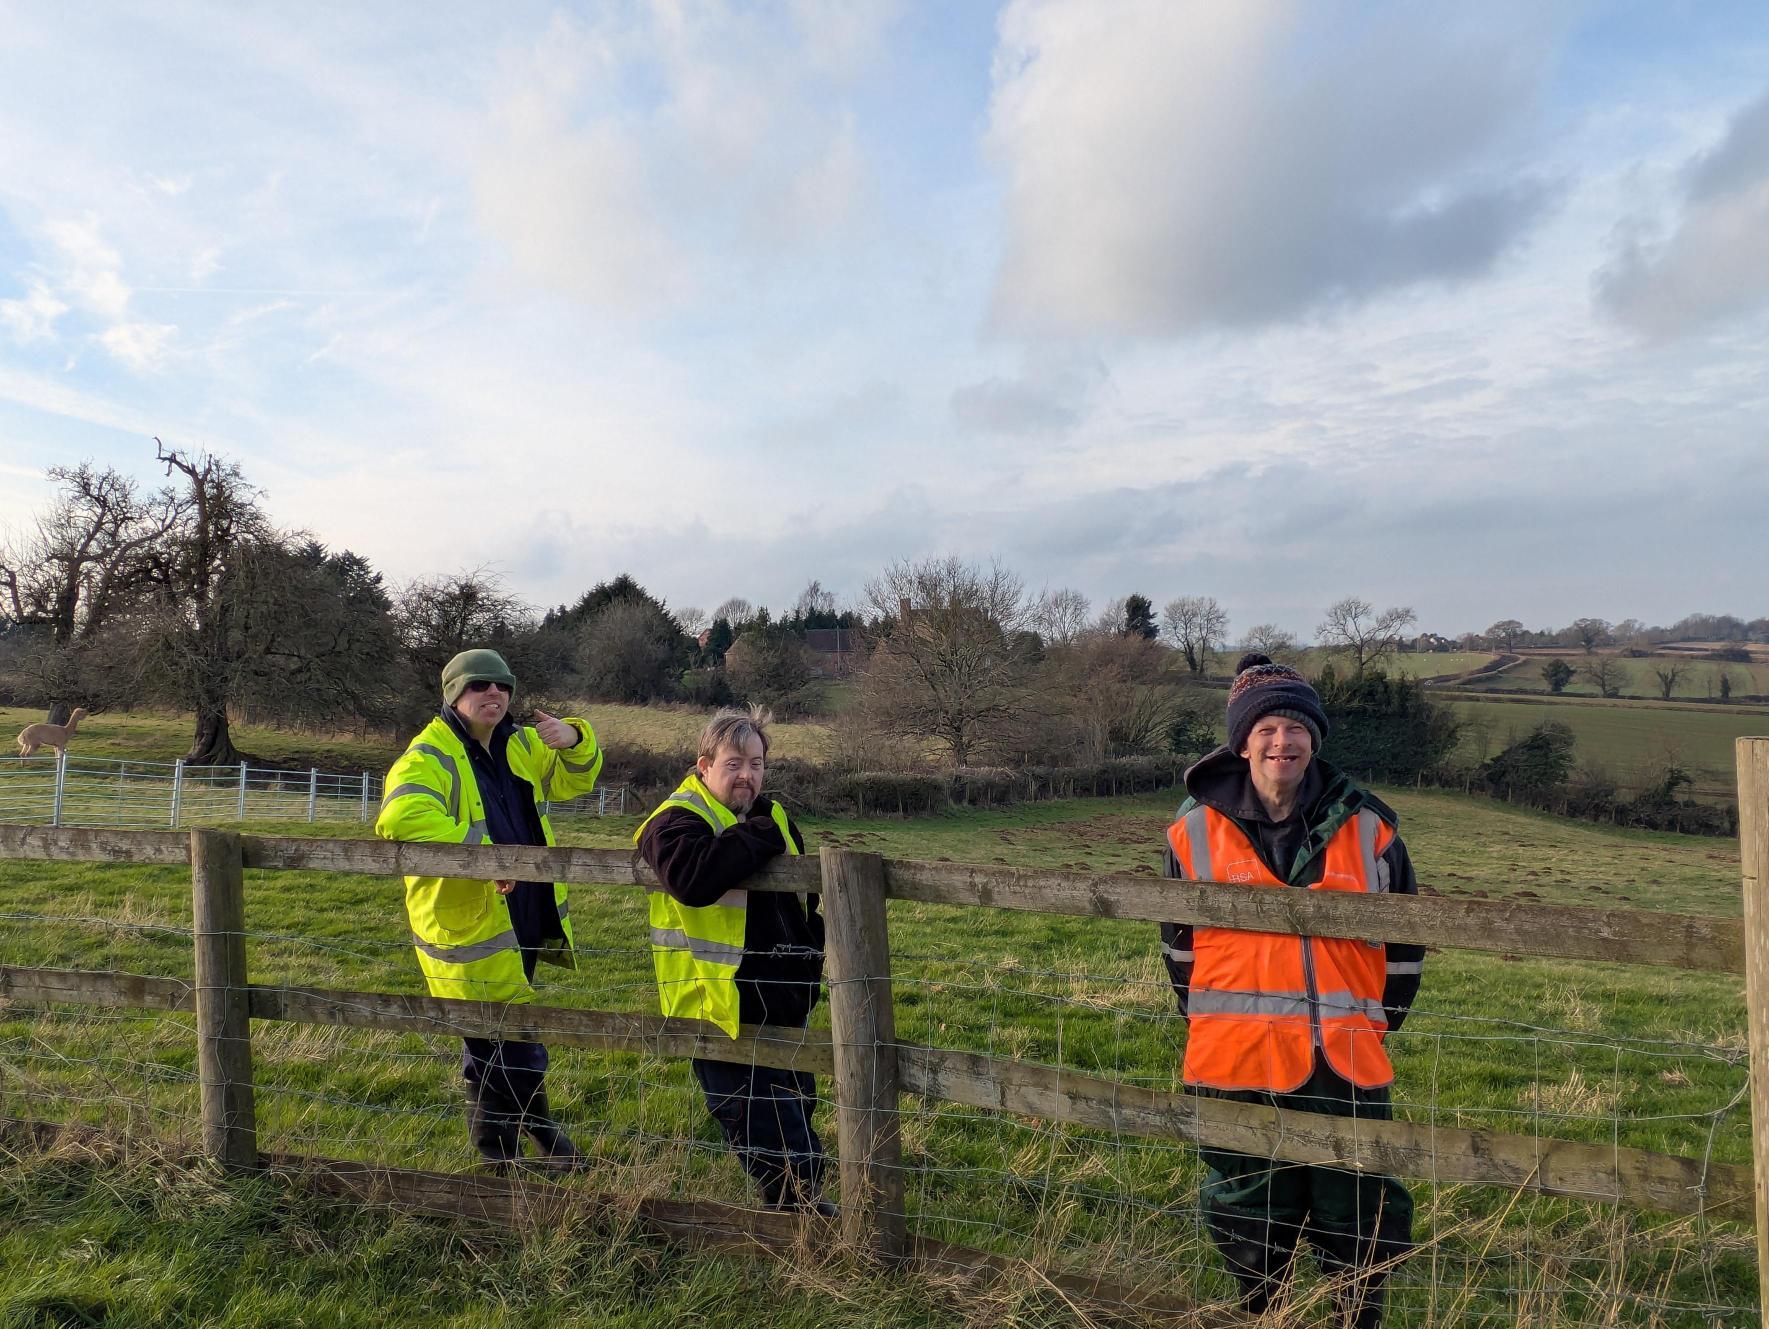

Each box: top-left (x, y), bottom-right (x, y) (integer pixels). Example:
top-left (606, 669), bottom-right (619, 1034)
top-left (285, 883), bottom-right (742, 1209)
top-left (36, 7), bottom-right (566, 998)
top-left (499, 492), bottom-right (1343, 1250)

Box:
top-left (1160, 746), bottom-right (1424, 1034)
top-left (637, 795), bottom-right (825, 1029)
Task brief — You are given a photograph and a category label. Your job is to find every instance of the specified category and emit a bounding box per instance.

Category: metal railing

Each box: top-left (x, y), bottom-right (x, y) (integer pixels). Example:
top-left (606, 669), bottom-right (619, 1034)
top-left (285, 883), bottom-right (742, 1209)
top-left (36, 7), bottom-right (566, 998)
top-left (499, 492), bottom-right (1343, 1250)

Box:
top-left (0, 752), bottom-right (381, 829)
top-left (0, 752), bottom-right (630, 829)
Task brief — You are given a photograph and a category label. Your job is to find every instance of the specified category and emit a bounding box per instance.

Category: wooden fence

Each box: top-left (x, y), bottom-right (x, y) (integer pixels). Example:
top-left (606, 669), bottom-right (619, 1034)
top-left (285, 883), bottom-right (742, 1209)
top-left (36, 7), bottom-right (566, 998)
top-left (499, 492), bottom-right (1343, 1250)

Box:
top-left (2, 734), bottom-right (1767, 1315)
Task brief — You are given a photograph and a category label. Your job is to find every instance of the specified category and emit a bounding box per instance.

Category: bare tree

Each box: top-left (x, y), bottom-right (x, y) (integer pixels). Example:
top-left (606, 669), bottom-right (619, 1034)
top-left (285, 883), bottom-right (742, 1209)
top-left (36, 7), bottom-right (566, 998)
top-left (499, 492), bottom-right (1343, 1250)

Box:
top-left (1315, 597), bottom-right (1417, 677)
top-left (792, 579), bottom-right (837, 623)
top-left (1161, 595), bottom-right (1229, 675)
top-left (712, 596), bottom-right (755, 627)
top-left (1650, 659), bottom-right (1688, 700)
top-left (856, 556), bottom-right (1033, 766)
top-left (1030, 587), bottom-right (1090, 647)
top-left (673, 605), bottom-right (708, 638)
top-left (141, 441), bottom-right (277, 764)
top-left (1241, 623), bottom-right (1301, 665)
top-left (1484, 619), bottom-right (1525, 652)
top-left (1569, 617), bottom-right (1611, 654)
top-left (0, 462), bottom-right (179, 719)
top-left (396, 566), bottom-right (534, 689)
top-left (1578, 655), bottom-right (1627, 699)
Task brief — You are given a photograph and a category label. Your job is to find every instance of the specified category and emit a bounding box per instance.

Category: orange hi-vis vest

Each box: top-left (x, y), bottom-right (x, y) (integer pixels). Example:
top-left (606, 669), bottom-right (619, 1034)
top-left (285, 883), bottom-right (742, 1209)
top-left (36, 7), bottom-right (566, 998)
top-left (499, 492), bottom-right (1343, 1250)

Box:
top-left (1168, 802), bottom-right (1397, 1092)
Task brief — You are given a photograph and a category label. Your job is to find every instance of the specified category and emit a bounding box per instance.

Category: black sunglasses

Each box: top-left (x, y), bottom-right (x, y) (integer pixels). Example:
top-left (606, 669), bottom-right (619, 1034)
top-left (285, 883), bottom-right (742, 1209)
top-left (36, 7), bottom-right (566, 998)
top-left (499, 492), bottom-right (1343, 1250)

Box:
top-left (463, 680), bottom-right (511, 695)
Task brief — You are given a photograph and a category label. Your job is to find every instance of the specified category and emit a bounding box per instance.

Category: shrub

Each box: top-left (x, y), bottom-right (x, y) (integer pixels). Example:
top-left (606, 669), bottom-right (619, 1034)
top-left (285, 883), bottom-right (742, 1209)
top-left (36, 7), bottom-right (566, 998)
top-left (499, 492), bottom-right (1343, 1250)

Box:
top-left (1482, 722), bottom-right (1576, 797)
top-left (949, 766), bottom-right (1030, 808)
top-left (835, 771), bottom-right (948, 817)
top-left (1316, 668), bottom-right (1461, 783)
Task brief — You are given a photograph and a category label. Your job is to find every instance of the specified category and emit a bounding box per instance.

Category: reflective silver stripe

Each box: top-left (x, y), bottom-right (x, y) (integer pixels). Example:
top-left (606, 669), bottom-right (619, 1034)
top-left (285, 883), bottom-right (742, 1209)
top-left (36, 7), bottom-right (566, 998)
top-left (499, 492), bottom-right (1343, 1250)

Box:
top-left (556, 898), bottom-right (570, 921)
top-left (1358, 808), bottom-right (1386, 892)
top-left (513, 729), bottom-right (533, 754)
top-left (414, 744), bottom-right (462, 822)
top-left (1316, 989), bottom-right (1389, 1022)
top-left (1161, 945), bottom-right (1193, 963)
top-left (649, 927), bottom-right (746, 966)
top-left (1189, 988), bottom-right (1387, 1022)
top-left (559, 747), bottom-right (599, 773)
top-left (1189, 989), bottom-right (1311, 1018)
top-left (1385, 960), bottom-right (1423, 975)
top-left (716, 888), bottom-right (748, 909)
top-left (667, 789), bottom-right (726, 831)
top-left (411, 928), bottom-right (518, 964)
top-left (464, 820), bottom-right (488, 845)
top-left (382, 782), bottom-right (446, 812)
top-left (1183, 805), bottom-right (1213, 881)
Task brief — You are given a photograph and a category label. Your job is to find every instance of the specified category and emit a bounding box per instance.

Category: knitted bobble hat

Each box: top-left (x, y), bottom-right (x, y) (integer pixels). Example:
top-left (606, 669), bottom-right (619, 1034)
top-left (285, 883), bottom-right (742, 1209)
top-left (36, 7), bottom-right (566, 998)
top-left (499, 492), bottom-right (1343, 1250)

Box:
top-left (1225, 652), bottom-right (1329, 755)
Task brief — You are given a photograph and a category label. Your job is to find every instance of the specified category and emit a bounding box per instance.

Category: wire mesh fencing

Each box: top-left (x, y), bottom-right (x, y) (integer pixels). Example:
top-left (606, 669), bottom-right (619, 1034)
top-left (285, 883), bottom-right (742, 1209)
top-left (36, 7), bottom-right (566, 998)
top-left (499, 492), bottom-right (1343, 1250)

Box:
top-left (0, 752), bottom-right (382, 828)
top-left (0, 829), bottom-right (1760, 1328)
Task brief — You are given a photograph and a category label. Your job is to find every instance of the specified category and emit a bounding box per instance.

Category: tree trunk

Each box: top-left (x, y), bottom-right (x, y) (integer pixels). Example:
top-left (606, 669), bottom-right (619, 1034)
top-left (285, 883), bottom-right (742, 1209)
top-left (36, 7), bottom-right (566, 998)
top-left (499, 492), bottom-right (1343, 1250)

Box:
top-left (46, 701), bottom-right (72, 725)
top-left (186, 703), bottom-right (244, 767)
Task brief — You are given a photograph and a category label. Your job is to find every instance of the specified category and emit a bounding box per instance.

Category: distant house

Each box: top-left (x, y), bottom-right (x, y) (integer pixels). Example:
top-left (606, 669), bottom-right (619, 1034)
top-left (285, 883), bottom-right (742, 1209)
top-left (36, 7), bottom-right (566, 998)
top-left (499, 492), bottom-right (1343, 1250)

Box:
top-left (802, 627), bottom-right (860, 678)
top-left (1413, 632), bottom-right (1456, 653)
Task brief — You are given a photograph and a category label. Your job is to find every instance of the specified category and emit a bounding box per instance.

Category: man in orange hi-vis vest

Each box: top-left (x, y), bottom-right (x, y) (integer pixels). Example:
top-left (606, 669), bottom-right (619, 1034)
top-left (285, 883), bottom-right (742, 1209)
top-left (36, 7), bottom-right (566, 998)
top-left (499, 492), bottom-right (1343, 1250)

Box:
top-left (1161, 654), bottom-right (1422, 1328)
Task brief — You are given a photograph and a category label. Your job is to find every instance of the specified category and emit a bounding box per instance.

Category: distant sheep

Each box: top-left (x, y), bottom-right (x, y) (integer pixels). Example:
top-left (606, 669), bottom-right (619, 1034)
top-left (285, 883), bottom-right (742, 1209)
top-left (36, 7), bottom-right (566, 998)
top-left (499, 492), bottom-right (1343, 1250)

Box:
top-left (16, 708), bottom-right (89, 758)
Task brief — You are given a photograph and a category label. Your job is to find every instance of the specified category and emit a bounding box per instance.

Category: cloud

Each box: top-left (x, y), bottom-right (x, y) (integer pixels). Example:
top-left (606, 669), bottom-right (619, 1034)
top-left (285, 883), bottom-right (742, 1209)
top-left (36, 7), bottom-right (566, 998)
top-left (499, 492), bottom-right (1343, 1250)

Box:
top-left (466, 5), bottom-right (889, 313)
top-left (0, 282), bottom-right (67, 341)
top-left (950, 348), bottom-right (1108, 436)
top-left (1596, 86), bottom-right (1769, 336)
top-left (43, 215), bottom-right (132, 322)
top-left (99, 321), bottom-right (176, 372)
top-left (983, 0), bottom-right (1558, 337)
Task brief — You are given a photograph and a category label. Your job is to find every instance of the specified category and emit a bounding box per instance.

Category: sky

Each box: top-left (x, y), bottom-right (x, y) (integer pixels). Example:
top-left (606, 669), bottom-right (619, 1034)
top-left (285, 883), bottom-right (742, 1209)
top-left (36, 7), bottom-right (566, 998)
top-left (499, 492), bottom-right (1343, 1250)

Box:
top-left (1, 0), bottom-right (1767, 639)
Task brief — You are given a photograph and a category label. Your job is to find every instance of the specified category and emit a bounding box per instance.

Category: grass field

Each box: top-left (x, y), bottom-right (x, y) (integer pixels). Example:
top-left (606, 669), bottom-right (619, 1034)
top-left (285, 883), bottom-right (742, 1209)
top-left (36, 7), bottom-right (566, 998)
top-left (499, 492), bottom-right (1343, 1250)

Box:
top-left (1448, 693), bottom-right (1769, 800)
top-left (0, 786), bottom-right (1755, 1326)
top-left (1457, 656), bottom-right (1769, 701)
top-left (0, 703), bottom-right (836, 773)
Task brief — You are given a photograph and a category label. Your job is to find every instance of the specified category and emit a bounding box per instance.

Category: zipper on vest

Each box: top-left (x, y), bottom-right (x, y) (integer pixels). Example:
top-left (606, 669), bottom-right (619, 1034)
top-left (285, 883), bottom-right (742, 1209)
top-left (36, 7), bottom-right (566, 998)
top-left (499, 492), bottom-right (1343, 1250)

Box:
top-left (1299, 934), bottom-right (1325, 1053)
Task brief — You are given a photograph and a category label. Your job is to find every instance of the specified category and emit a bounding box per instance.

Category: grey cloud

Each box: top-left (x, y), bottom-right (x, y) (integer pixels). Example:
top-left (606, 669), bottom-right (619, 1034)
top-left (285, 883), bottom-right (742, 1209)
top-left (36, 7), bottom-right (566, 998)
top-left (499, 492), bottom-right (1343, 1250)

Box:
top-left (985, 1), bottom-right (1560, 337)
top-left (1597, 85), bottom-right (1769, 336)
top-left (949, 350), bottom-right (1108, 436)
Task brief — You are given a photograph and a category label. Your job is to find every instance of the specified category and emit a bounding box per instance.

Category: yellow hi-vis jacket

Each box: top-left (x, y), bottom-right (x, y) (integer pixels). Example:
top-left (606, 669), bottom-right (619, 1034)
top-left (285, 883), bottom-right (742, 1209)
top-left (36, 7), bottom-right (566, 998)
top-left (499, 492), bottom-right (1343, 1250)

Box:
top-left (633, 772), bottom-right (800, 1038)
top-left (375, 714), bottom-right (602, 1004)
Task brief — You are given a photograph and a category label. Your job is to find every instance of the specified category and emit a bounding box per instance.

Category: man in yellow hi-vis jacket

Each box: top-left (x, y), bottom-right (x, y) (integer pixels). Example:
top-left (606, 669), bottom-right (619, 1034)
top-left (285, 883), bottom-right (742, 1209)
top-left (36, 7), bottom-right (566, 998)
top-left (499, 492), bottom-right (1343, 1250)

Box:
top-left (634, 705), bottom-right (827, 1212)
top-left (376, 648), bottom-right (603, 1171)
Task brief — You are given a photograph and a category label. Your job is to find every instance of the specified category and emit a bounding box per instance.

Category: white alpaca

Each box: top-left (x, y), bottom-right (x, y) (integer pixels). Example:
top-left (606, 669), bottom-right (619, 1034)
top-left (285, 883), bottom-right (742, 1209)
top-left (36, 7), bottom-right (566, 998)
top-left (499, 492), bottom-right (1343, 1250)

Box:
top-left (16, 707), bottom-right (89, 757)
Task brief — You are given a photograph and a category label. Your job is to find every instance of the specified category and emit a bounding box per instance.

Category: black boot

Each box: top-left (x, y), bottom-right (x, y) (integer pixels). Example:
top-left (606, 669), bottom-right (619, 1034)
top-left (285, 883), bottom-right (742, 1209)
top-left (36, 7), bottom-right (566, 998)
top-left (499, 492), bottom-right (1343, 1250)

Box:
top-left (466, 1080), bottom-right (521, 1174)
top-left (521, 1086), bottom-right (587, 1173)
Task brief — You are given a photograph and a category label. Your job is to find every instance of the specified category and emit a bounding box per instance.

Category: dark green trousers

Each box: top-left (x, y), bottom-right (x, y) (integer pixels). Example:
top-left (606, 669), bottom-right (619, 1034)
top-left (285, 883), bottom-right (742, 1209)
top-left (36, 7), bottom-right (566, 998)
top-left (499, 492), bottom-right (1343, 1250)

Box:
top-left (1198, 1062), bottom-right (1413, 1327)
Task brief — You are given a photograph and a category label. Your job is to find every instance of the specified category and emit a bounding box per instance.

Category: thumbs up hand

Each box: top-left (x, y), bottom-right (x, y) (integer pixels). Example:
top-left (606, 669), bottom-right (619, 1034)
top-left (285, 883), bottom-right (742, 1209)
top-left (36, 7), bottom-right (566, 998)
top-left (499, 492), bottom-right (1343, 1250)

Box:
top-left (532, 710), bottom-right (577, 750)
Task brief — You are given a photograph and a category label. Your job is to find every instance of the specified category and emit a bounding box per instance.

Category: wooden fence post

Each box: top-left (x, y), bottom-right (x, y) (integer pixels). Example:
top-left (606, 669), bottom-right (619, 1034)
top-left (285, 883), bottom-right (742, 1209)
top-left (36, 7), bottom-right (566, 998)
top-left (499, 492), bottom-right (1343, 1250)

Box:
top-left (1737, 736), bottom-right (1769, 1315)
top-left (191, 828), bottom-right (257, 1170)
top-left (819, 846), bottom-right (906, 1260)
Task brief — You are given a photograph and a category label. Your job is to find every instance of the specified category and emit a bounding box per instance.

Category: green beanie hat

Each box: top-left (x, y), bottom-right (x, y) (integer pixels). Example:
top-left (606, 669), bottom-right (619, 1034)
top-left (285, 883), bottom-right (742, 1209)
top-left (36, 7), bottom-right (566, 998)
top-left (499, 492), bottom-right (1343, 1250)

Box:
top-left (441, 648), bottom-right (517, 705)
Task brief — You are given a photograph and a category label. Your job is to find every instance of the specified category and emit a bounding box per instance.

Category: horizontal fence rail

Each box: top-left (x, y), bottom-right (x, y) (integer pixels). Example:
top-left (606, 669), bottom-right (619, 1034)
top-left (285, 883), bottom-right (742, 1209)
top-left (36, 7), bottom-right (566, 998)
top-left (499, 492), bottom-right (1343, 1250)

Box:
top-left (2, 749), bottom-right (1766, 1326)
top-left (0, 824), bottom-right (1745, 973)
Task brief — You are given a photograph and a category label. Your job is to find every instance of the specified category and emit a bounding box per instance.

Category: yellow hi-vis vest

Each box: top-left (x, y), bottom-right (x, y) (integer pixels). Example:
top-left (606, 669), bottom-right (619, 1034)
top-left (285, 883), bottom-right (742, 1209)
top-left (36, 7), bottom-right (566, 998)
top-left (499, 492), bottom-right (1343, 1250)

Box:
top-left (633, 771), bottom-right (801, 1038)
top-left (375, 714), bottom-right (603, 1004)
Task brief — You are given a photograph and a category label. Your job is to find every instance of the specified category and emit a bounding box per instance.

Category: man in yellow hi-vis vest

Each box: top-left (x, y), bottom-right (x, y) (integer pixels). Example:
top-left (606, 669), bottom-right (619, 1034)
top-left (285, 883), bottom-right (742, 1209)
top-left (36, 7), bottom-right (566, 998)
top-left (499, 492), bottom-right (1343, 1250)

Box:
top-left (634, 705), bottom-right (827, 1212)
top-left (376, 648), bottom-right (603, 1172)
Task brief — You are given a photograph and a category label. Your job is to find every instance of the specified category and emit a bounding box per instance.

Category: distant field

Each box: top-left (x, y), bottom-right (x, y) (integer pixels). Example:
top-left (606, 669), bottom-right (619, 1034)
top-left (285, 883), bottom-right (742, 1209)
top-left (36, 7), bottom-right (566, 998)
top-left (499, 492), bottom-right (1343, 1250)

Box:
top-left (1457, 655), bottom-right (1769, 700)
top-left (1449, 694), bottom-right (1769, 799)
top-left (0, 703), bottom-right (834, 773)
top-left (1211, 650), bottom-right (1496, 681)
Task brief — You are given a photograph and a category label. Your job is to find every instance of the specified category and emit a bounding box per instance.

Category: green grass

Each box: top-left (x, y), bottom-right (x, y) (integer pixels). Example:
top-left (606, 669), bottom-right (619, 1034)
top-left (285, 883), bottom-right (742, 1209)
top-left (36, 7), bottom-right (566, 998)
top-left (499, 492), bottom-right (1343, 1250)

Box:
top-left (1448, 694), bottom-right (1769, 799)
top-left (0, 786), bottom-right (1756, 1325)
top-left (1457, 655), bottom-right (1769, 701)
top-left (0, 703), bottom-right (835, 772)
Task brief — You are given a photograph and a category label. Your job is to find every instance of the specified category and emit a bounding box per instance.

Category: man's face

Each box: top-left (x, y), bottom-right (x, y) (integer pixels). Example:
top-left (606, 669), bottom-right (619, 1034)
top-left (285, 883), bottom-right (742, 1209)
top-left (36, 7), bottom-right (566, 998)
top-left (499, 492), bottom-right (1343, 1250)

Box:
top-left (1239, 715), bottom-right (1314, 792)
top-left (698, 735), bottom-right (765, 814)
top-left (452, 679), bottom-right (511, 731)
